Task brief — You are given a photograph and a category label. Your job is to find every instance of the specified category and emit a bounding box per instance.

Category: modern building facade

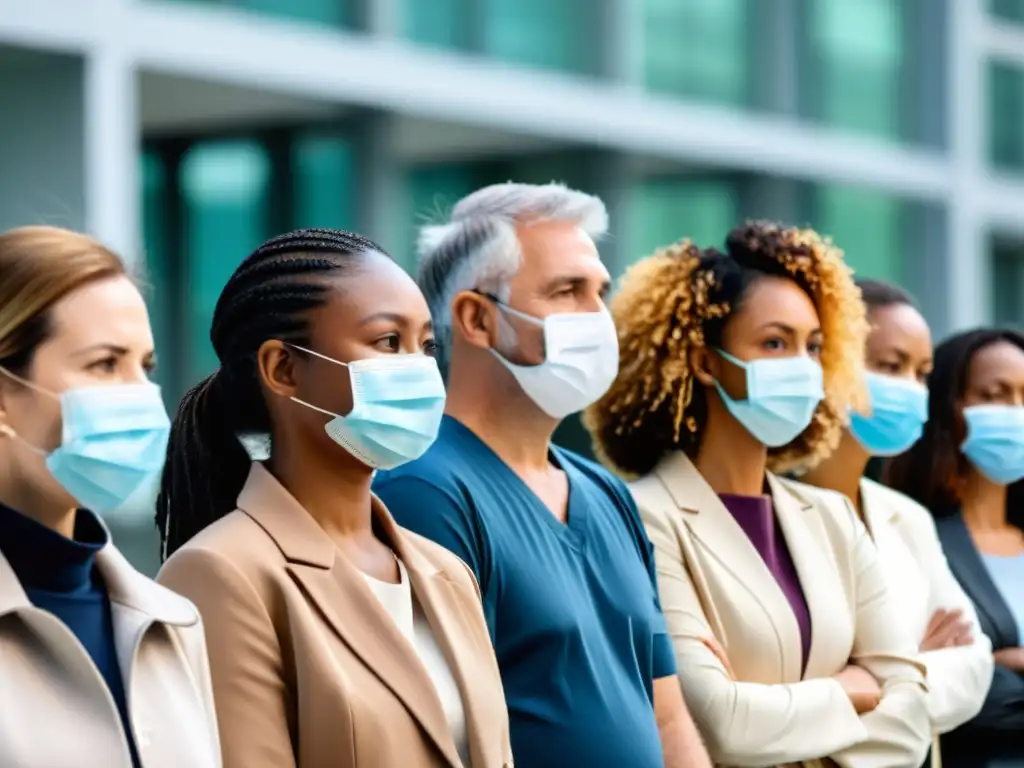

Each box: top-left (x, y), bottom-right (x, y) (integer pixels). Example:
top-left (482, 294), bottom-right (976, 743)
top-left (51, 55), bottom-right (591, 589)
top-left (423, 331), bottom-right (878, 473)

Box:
top-left (1, 0), bottom-right (1023, 570)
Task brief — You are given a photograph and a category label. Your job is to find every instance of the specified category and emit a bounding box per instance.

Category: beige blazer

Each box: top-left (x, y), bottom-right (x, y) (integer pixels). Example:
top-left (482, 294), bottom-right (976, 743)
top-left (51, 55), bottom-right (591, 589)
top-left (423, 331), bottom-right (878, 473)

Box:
top-left (158, 462), bottom-right (512, 768)
top-left (859, 478), bottom-right (993, 736)
top-left (630, 452), bottom-right (930, 768)
top-left (0, 539), bottom-right (220, 768)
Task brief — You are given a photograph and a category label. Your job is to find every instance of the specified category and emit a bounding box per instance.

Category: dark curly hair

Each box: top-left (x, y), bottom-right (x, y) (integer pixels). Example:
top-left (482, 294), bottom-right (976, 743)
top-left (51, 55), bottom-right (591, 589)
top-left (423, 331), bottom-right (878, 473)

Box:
top-left (884, 327), bottom-right (1024, 530)
top-left (584, 220), bottom-right (869, 478)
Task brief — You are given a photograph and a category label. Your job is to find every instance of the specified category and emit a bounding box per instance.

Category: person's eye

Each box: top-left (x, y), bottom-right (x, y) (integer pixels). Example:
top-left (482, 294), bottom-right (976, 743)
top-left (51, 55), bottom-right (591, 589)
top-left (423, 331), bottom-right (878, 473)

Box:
top-left (807, 340), bottom-right (823, 357)
top-left (762, 338), bottom-right (785, 352)
top-left (375, 334), bottom-right (400, 352)
top-left (878, 361), bottom-right (901, 374)
top-left (89, 357), bottom-right (119, 374)
top-left (423, 339), bottom-right (439, 357)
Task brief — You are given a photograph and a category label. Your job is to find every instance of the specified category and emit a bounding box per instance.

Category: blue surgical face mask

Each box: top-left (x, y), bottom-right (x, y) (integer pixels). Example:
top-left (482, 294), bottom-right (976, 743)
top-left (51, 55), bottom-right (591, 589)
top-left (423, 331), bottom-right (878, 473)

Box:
top-left (849, 372), bottom-right (929, 457)
top-left (714, 350), bottom-right (824, 448)
top-left (288, 345), bottom-right (446, 470)
top-left (961, 404), bottom-right (1024, 485)
top-left (0, 368), bottom-right (171, 516)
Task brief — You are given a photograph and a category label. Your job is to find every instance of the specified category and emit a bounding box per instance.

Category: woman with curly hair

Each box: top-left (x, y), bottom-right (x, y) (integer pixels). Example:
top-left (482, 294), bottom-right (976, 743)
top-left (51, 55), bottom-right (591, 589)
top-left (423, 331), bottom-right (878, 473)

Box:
top-left (885, 328), bottom-right (1024, 768)
top-left (584, 221), bottom-right (930, 768)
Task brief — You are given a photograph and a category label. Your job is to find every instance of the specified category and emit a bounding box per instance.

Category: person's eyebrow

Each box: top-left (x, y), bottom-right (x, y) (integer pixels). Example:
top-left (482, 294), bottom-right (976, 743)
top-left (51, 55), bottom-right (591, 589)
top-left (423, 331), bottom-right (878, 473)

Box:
top-left (358, 311), bottom-right (406, 326)
top-left (71, 343), bottom-right (129, 358)
top-left (540, 275), bottom-right (588, 294)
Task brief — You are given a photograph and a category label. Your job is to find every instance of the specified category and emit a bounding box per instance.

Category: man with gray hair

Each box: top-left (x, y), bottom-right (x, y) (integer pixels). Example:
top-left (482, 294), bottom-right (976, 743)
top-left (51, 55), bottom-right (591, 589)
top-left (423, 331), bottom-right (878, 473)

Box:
top-left (374, 183), bottom-right (709, 767)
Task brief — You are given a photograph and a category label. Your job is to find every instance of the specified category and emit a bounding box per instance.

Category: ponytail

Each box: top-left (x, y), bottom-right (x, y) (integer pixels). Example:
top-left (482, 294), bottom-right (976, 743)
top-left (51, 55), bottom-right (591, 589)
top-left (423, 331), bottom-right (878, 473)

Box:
top-left (155, 227), bottom-right (383, 560)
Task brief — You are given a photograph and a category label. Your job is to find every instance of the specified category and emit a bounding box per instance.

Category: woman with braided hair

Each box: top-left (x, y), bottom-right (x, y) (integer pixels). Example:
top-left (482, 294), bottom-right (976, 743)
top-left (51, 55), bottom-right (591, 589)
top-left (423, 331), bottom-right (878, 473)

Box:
top-left (156, 229), bottom-right (512, 768)
top-left (584, 221), bottom-right (930, 767)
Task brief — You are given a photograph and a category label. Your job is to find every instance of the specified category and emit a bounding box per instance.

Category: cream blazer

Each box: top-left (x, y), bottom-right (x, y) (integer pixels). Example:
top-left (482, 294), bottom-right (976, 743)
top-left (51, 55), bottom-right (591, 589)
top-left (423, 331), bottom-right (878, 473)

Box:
top-left (158, 462), bottom-right (512, 768)
top-left (0, 540), bottom-right (221, 768)
top-left (630, 452), bottom-right (930, 768)
top-left (859, 478), bottom-right (993, 735)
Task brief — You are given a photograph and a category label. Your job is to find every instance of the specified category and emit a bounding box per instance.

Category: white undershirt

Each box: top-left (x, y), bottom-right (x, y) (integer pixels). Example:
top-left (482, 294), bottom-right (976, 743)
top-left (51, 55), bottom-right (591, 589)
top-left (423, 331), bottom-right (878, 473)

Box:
top-left (361, 559), bottom-right (469, 766)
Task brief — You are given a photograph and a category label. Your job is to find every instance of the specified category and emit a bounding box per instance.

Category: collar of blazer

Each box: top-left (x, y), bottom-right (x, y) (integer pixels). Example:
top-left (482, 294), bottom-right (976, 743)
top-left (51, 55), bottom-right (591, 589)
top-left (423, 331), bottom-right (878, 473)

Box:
top-left (650, 451), bottom-right (842, 681)
top-left (857, 477), bottom-right (900, 539)
top-left (0, 524), bottom-right (198, 626)
top-left (236, 462), bottom-right (478, 768)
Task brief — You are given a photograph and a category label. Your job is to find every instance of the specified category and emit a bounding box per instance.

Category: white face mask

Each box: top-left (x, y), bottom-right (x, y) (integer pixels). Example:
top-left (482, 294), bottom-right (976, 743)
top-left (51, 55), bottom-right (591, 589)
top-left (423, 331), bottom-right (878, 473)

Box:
top-left (490, 301), bottom-right (619, 419)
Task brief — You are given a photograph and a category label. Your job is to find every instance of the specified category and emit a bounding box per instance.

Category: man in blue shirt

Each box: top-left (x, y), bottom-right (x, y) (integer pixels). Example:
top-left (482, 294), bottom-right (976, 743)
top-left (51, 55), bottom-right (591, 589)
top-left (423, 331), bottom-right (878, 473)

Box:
top-left (375, 183), bottom-right (710, 768)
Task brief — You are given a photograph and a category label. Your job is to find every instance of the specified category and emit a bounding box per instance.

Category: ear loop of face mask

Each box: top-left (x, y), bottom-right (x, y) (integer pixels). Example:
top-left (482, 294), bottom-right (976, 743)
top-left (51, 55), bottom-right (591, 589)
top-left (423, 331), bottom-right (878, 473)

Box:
top-left (0, 365), bottom-right (57, 456)
top-left (284, 343), bottom-right (354, 419)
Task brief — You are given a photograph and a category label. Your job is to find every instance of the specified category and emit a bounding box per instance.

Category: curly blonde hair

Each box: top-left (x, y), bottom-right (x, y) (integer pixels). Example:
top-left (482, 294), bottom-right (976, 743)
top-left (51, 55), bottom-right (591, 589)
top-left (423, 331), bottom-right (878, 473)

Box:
top-left (583, 220), bottom-right (869, 479)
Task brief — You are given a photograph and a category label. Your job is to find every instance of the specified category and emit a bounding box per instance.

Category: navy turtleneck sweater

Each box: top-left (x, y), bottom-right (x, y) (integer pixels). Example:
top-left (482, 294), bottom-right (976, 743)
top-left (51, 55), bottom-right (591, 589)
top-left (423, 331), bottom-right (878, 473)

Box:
top-left (0, 503), bottom-right (141, 767)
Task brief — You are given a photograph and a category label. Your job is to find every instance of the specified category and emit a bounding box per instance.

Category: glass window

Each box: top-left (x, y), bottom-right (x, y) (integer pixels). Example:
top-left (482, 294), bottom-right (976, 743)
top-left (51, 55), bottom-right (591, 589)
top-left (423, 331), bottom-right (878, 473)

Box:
top-left (989, 61), bottom-right (1024, 173)
top-left (625, 178), bottom-right (739, 263)
top-left (992, 239), bottom-right (1024, 326)
top-left (180, 140), bottom-right (271, 385)
top-left (404, 165), bottom-right (480, 271)
top-left (482, 0), bottom-right (596, 74)
top-left (642, 0), bottom-right (750, 106)
top-left (403, 0), bottom-right (472, 49)
top-left (293, 135), bottom-right (356, 231)
top-left (812, 184), bottom-right (904, 283)
top-left (171, 0), bottom-right (353, 28)
top-left (804, 0), bottom-right (905, 141)
top-left (140, 150), bottom-right (173, 398)
top-left (991, 0), bottom-right (1024, 24)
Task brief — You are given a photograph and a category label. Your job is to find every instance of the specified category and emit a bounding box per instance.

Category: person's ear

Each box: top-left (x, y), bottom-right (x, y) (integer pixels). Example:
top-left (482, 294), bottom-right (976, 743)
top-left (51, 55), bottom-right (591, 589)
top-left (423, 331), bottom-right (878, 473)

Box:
top-left (450, 291), bottom-right (499, 351)
top-left (690, 346), bottom-right (717, 387)
top-left (257, 340), bottom-right (301, 399)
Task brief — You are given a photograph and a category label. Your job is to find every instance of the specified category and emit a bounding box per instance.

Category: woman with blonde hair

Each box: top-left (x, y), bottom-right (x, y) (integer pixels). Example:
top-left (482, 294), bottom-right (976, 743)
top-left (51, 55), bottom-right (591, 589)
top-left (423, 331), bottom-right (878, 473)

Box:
top-left (0, 226), bottom-right (220, 767)
top-left (584, 222), bottom-right (930, 767)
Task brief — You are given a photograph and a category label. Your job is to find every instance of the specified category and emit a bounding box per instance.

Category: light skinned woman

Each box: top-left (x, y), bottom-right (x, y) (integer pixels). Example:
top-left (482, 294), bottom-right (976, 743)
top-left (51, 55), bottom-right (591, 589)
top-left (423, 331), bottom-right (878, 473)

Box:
top-left (886, 327), bottom-right (1024, 768)
top-left (0, 226), bottom-right (220, 768)
top-left (800, 279), bottom-right (994, 764)
top-left (584, 222), bottom-right (930, 768)
top-left (156, 228), bottom-right (512, 768)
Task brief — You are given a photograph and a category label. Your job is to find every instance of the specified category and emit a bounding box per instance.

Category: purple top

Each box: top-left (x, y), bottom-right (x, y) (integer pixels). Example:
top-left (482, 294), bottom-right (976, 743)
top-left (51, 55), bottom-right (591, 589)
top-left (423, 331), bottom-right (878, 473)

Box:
top-left (719, 493), bottom-right (812, 672)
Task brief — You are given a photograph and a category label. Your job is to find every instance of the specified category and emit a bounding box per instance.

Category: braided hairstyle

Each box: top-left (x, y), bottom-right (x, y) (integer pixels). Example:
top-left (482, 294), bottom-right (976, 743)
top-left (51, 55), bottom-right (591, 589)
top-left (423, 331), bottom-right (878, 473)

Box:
top-left (583, 220), bottom-right (869, 479)
top-left (156, 228), bottom-right (384, 559)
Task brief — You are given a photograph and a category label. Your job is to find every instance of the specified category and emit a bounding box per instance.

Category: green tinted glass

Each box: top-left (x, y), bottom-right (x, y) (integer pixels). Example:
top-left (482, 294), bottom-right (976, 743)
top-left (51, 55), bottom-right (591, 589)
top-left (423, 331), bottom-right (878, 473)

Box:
top-left (293, 135), bottom-right (356, 231)
top-left (991, 0), bottom-right (1024, 23)
top-left (403, 0), bottom-right (472, 48)
top-left (180, 140), bottom-right (271, 384)
top-left (482, 0), bottom-right (596, 74)
top-left (171, 0), bottom-right (352, 27)
top-left (804, 0), bottom-right (905, 140)
top-left (643, 0), bottom-right (750, 105)
top-left (626, 178), bottom-right (739, 264)
top-left (813, 185), bottom-right (903, 283)
top-left (140, 151), bottom-right (173, 398)
top-left (989, 61), bottom-right (1024, 172)
top-left (993, 240), bottom-right (1024, 326)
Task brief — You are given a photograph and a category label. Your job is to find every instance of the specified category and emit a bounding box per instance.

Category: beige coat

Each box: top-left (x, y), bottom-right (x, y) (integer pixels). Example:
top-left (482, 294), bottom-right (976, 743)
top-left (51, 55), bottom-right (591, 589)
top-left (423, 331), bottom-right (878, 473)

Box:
top-left (629, 452), bottom-right (930, 768)
top-left (158, 462), bottom-right (512, 768)
top-left (0, 537), bottom-right (221, 768)
top-left (859, 478), bottom-right (993, 756)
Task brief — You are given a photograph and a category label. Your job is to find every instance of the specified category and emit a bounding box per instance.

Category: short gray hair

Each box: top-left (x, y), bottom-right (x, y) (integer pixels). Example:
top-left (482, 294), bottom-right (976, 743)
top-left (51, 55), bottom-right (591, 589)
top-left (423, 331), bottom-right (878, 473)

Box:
top-left (416, 182), bottom-right (608, 370)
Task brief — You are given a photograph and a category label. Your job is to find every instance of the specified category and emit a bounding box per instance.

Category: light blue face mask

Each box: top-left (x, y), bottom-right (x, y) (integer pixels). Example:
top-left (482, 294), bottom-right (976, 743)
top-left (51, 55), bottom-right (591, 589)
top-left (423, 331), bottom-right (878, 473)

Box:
top-left (0, 371), bottom-right (171, 516)
top-left (849, 372), bottom-right (929, 457)
top-left (961, 404), bottom-right (1024, 485)
top-left (288, 345), bottom-right (446, 470)
top-left (714, 350), bottom-right (824, 447)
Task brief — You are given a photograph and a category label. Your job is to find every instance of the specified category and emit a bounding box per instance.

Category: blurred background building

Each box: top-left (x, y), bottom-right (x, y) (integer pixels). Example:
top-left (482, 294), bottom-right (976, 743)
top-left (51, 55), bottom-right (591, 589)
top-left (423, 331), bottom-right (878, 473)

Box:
top-left (1, 0), bottom-right (1024, 571)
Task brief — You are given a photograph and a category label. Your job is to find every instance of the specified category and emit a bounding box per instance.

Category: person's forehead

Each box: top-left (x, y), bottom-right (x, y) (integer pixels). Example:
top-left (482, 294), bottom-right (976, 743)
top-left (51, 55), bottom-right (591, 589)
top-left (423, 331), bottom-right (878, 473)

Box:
top-left (969, 341), bottom-right (1024, 384)
top-left (46, 276), bottom-right (150, 349)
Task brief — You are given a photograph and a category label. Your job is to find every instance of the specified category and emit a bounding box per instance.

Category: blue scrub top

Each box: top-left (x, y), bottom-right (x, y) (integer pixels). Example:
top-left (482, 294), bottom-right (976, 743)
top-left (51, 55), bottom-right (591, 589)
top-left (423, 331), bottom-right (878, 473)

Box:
top-left (374, 416), bottom-right (675, 768)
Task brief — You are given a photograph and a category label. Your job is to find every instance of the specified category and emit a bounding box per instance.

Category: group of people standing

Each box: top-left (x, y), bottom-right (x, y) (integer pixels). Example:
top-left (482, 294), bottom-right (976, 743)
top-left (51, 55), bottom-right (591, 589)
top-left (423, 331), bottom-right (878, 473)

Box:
top-left (0, 181), bottom-right (1021, 768)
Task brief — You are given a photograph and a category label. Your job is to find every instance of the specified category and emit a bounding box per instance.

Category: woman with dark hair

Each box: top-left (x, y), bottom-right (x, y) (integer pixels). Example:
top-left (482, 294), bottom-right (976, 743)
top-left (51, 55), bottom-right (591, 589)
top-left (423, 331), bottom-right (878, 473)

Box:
top-left (800, 279), bottom-right (993, 763)
top-left (156, 229), bottom-right (512, 768)
top-left (886, 327), bottom-right (1024, 767)
top-left (584, 222), bottom-right (930, 768)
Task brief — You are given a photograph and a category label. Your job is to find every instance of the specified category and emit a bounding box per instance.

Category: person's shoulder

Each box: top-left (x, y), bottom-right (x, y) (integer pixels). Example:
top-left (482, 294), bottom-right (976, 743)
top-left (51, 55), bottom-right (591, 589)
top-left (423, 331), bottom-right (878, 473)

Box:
top-left (774, 475), bottom-right (860, 534)
top-left (402, 528), bottom-right (478, 586)
top-left (375, 423), bottom-right (477, 493)
top-left (556, 446), bottom-right (630, 499)
top-left (861, 477), bottom-right (936, 532)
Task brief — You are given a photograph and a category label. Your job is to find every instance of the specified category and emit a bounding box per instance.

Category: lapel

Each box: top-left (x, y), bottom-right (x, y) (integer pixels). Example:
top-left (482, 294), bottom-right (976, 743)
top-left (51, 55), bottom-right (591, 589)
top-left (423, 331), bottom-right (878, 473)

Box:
top-left (237, 463), bottom-right (464, 768)
top-left (767, 475), bottom-right (837, 680)
top-left (934, 511), bottom-right (1020, 648)
top-left (858, 479), bottom-right (898, 541)
top-left (654, 452), bottom-right (804, 680)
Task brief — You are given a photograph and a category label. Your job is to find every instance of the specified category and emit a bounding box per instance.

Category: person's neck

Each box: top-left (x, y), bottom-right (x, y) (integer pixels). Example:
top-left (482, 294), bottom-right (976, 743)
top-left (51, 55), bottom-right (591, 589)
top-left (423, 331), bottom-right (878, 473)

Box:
top-left (694, 415), bottom-right (768, 497)
top-left (960, 471), bottom-right (1010, 532)
top-left (0, 477), bottom-right (77, 539)
top-left (266, 445), bottom-right (375, 540)
top-left (800, 431), bottom-right (870, 515)
top-left (445, 363), bottom-right (556, 472)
